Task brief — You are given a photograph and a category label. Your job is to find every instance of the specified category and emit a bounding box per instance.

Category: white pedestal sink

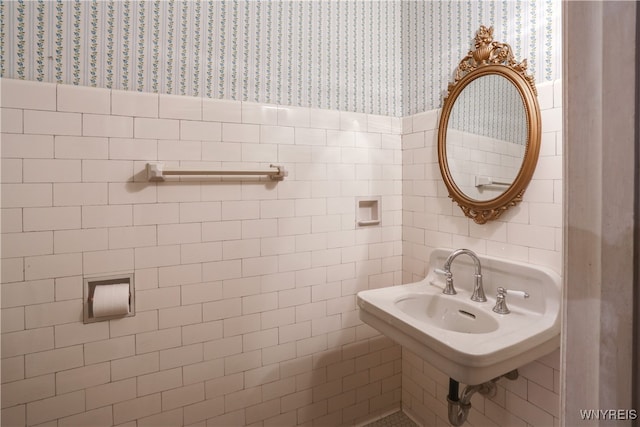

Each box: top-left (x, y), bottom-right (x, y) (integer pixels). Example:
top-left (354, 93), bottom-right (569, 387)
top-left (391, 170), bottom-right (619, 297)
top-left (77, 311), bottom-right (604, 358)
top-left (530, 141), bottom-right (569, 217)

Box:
top-left (396, 293), bottom-right (500, 334)
top-left (357, 248), bottom-right (561, 385)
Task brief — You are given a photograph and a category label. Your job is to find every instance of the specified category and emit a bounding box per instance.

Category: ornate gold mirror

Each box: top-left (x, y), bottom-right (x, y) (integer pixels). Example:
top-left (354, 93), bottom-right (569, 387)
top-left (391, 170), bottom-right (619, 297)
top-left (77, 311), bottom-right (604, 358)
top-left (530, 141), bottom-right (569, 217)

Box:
top-left (438, 25), bottom-right (541, 224)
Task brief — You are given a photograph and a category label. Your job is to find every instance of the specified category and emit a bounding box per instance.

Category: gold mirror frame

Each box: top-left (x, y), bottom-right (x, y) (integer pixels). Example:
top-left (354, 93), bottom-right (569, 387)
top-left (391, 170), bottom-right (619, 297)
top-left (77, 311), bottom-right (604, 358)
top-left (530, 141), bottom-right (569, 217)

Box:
top-left (437, 26), bottom-right (541, 224)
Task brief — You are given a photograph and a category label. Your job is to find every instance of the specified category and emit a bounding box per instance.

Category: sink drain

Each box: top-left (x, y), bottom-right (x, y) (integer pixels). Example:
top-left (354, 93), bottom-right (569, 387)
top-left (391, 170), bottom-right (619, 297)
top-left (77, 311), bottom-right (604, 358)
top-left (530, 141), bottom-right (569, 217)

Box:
top-left (458, 310), bottom-right (476, 319)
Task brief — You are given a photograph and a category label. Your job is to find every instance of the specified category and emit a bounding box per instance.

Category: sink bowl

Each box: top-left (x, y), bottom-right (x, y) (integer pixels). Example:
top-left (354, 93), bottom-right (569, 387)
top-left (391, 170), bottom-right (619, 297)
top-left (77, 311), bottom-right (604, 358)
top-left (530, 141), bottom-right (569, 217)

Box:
top-left (396, 294), bottom-right (499, 334)
top-left (357, 248), bottom-right (561, 385)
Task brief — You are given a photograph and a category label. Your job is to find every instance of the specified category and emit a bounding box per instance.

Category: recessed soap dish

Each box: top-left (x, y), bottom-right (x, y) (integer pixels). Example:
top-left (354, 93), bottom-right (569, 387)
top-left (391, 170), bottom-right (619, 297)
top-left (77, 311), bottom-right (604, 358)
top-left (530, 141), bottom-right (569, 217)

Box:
top-left (357, 197), bottom-right (381, 227)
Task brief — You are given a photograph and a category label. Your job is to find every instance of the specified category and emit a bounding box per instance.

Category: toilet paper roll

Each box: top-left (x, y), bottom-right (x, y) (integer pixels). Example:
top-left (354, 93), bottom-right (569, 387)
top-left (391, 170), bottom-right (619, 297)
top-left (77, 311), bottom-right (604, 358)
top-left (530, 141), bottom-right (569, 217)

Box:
top-left (92, 283), bottom-right (130, 317)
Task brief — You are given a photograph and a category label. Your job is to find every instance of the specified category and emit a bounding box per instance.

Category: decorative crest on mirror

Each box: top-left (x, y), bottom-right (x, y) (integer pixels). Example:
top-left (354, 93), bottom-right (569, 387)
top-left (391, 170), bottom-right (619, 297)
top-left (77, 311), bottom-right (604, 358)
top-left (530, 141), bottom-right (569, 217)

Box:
top-left (445, 25), bottom-right (537, 103)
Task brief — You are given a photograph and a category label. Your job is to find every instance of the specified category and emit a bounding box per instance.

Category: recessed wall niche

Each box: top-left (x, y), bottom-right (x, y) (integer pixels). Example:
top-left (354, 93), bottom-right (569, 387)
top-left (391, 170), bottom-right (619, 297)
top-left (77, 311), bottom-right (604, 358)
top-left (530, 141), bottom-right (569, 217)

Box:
top-left (357, 197), bottom-right (381, 227)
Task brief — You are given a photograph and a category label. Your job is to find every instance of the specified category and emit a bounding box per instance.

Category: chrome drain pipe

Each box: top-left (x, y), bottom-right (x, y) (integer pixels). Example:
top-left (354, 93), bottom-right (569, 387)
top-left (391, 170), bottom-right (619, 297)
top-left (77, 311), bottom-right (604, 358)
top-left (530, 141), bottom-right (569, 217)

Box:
top-left (447, 370), bottom-right (518, 426)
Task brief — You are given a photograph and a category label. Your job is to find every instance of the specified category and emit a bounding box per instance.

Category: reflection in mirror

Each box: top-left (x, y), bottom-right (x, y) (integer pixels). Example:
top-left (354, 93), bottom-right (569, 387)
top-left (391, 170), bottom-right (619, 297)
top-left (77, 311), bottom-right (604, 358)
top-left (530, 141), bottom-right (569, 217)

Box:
top-left (446, 74), bottom-right (527, 201)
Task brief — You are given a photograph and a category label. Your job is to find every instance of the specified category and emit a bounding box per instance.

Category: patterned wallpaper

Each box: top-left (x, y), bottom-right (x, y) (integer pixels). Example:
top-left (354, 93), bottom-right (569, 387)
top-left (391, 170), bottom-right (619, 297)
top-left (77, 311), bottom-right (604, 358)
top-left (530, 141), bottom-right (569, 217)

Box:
top-left (401, 0), bottom-right (561, 115)
top-left (0, 0), bottom-right (560, 117)
top-left (449, 74), bottom-right (528, 144)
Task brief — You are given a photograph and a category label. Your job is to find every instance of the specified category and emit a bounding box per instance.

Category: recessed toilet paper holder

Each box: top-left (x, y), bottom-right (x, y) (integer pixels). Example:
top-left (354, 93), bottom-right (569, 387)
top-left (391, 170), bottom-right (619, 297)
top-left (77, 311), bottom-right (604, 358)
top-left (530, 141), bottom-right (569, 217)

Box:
top-left (83, 274), bottom-right (135, 324)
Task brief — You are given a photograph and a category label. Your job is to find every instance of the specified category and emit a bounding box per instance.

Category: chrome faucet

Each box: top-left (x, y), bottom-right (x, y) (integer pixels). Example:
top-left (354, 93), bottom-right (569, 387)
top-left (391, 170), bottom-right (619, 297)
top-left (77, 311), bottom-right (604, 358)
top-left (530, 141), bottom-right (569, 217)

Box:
top-left (441, 249), bottom-right (487, 302)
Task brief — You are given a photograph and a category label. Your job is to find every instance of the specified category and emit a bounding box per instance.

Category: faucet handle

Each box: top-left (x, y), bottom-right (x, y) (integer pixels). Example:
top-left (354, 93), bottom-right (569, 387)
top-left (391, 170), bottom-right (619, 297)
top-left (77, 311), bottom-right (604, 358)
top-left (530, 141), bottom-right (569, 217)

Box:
top-left (492, 287), bottom-right (529, 314)
top-left (433, 268), bottom-right (456, 295)
top-left (503, 288), bottom-right (529, 299)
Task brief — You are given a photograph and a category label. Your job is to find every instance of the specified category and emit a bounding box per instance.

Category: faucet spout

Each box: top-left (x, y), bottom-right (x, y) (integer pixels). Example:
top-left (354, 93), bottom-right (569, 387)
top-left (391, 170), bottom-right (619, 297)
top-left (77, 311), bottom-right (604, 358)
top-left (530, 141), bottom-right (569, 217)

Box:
top-left (443, 249), bottom-right (487, 302)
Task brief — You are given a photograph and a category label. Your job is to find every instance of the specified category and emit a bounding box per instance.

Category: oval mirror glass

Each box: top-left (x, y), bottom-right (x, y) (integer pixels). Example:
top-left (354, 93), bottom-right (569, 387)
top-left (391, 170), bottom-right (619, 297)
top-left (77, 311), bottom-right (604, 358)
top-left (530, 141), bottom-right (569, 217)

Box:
top-left (445, 74), bottom-right (527, 201)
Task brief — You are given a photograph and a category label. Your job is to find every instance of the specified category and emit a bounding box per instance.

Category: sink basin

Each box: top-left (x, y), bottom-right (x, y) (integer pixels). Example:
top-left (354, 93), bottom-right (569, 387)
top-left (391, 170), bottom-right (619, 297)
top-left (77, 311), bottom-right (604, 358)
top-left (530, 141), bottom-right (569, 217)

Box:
top-left (396, 294), bottom-right (499, 334)
top-left (357, 248), bottom-right (561, 385)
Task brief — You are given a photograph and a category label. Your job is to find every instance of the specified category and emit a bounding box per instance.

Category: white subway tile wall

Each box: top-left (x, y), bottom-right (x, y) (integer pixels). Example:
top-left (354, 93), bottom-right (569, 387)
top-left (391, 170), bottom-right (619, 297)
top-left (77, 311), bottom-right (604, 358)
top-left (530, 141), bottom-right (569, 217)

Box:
top-left (401, 80), bottom-right (563, 427)
top-left (1, 78), bottom-right (404, 426)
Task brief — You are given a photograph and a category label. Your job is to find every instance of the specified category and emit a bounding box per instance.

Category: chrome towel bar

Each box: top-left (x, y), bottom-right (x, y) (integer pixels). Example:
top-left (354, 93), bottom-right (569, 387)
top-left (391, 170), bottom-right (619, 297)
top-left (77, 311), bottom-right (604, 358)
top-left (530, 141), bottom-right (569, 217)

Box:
top-left (146, 162), bottom-right (287, 182)
top-left (474, 176), bottom-right (510, 187)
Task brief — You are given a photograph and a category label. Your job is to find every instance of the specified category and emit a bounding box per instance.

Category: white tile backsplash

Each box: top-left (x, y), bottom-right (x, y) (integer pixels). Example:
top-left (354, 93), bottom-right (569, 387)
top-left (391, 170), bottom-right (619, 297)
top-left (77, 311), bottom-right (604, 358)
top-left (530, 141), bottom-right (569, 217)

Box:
top-left (134, 118), bottom-right (180, 140)
top-left (1, 258), bottom-right (25, 284)
top-left (24, 345), bottom-right (84, 377)
top-left (57, 85), bottom-right (111, 115)
top-left (82, 114), bottom-right (133, 138)
top-left (54, 136), bottom-right (109, 160)
top-left (261, 125), bottom-right (295, 145)
top-left (180, 120), bottom-right (222, 142)
top-left (22, 206), bottom-right (81, 231)
top-left (24, 300), bottom-right (81, 330)
top-left (202, 98), bottom-right (242, 123)
top-left (553, 80), bottom-right (563, 108)
top-left (1, 308), bottom-right (25, 334)
top-left (112, 393), bottom-right (161, 425)
top-left (109, 138), bottom-right (158, 161)
top-left (54, 183), bottom-right (108, 207)
top-left (2, 108), bottom-right (24, 133)
top-left (221, 123), bottom-right (261, 143)
top-left (340, 111), bottom-right (368, 132)
top-left (1, 231), bottom-right (53, 258)
top-left (81, 159), bottom-right (134, 183)
top-left (26, 390), bottom-right (85, 425)
top-left (2, 134), bottom-right (54, 159)
top-left (0, 74), bottom-right (394, 419)
top-left (1, 79), bottom-right (57, 111)
top-left (23, 110), bottom-right (82, 136)
top-left (2, 280), bottom-right (54, 309)
top-left (112, 90), bottom-right (160, 118)
top-left (1, 78), bottom-right (561, 427)
top-left (278, 106), bottom-right (311, 128)
top-left (295, 127), bottom-right (327, 146)
top-left (536, 82), bottom-right (555, 111)
top-left (85, 378), bottom-right (137, 410)
top-left (1, 355), bottom-right (25, 383)
top-left (82, 248), bottom-right (134, 275)
top-left (159, 94), bottom-right (202, 121)
top-left (56, 362), bottom-right (111, 393)
top-left (241, 102), bottom-right (279, 125)
top-left (309, 108), bottom-right (341, 130)
top-left (23, 159), bottom-right (81, 183)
